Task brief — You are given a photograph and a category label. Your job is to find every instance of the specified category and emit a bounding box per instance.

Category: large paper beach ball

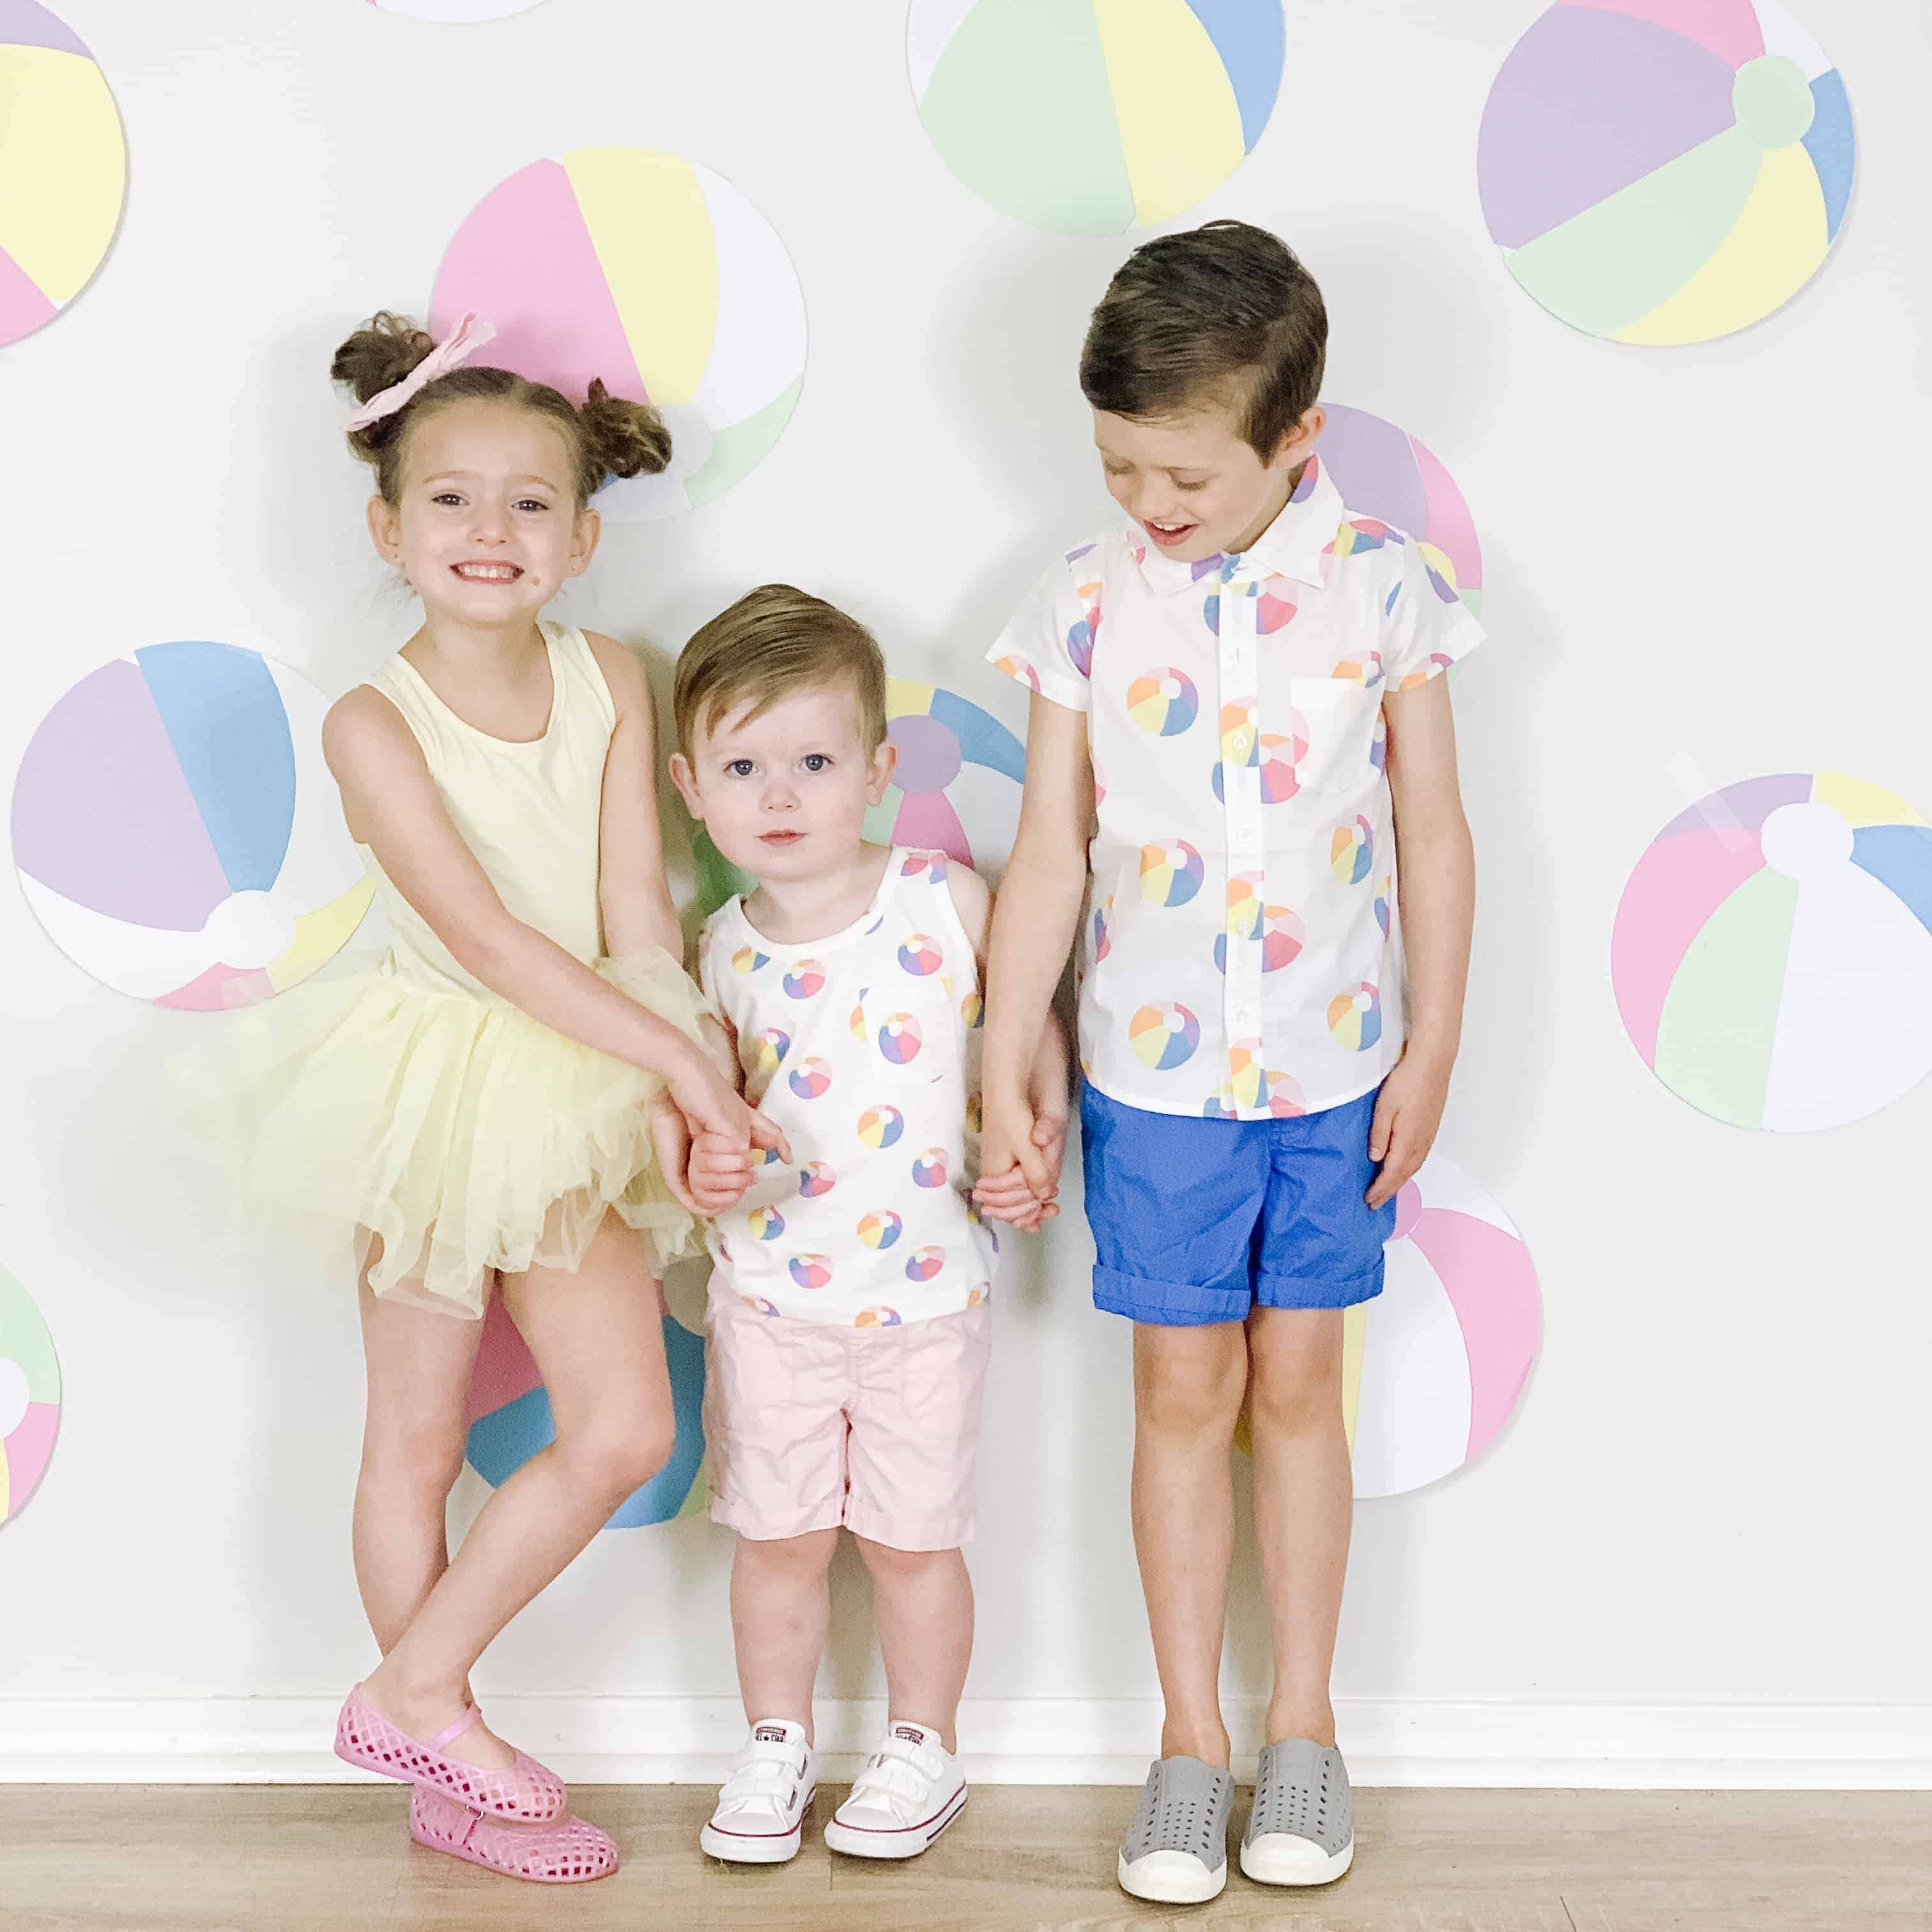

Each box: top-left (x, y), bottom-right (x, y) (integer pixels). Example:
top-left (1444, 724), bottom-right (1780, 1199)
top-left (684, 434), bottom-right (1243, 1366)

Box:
top-left (1613, 772), bottom-right (1932, 1131)
top-left (464, 1291), bottom-right (709, 1529)
top-left (1314, 408), bottom-right (1484, 622)
top-left (866, 680), bottom-right (1027, 884)
top-left (909, 0), bottom-right (1285, 235)
top-left (0, 2), bottom-right (125, 348)
top-left (1478, 0), bottom-right (1855, 344)
top-left (0, 1266), bottom-right (59, 1525)
top-left (10, 643), bottom-right (373, 1009)
top-left (1236, 1155), bottom-right (1540, 1498)
top-left (431, 146), bottom-right (807, 520)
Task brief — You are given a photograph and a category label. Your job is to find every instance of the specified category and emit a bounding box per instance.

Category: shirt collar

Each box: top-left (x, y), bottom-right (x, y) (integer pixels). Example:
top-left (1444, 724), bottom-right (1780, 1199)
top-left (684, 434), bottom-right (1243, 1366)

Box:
top-left (1131, 454), bottom-right (1343, 597)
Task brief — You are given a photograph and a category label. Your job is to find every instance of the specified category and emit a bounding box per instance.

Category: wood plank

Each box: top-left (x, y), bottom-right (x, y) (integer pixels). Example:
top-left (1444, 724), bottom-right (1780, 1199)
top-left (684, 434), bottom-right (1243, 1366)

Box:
top-left (0, 1785), bottom-right (1925, 1931)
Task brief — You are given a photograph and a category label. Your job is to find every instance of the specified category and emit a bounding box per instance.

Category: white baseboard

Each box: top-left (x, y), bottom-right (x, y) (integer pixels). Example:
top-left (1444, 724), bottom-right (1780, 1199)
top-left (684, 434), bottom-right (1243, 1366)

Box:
top-left (3, 1695), bottom-right (1928, 1788)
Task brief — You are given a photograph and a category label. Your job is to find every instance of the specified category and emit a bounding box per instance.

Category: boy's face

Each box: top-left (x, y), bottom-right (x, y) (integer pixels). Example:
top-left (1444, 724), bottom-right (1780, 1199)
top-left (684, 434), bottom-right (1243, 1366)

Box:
top-left (1093, 400), bottom-right (1323, 564)
top-left (671, 681), bottom-right (896, 889)
top-left (368, 399), bottom-right (599, 627)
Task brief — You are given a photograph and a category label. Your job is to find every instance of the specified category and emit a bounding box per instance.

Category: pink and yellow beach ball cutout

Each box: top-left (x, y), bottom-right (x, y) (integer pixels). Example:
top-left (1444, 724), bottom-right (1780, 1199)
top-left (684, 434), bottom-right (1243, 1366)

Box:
top-left (431, 145), bottom-right (806, 519)
top-left (1236, 1156), bottom-right (1540, 1499)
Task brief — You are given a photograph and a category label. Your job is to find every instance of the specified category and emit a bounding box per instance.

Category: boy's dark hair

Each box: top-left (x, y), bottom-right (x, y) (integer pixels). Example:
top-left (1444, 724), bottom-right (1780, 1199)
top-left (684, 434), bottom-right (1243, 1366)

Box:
top-left (675, 585), bottom-right (888, 760)
top-left (332, 311), bottom-right (671, 508)
top-left (1078, 220), bottom-right (1328, 463)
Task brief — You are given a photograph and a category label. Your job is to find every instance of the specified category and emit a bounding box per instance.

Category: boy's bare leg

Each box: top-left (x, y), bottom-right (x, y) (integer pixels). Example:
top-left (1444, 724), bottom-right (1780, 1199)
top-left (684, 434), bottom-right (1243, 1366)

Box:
top-left (1245, 1306), bottom-right (1351, 1747)
top-left (731, 1528), bottom-right (840, 1740)
top-left (1130, 1321), bottom-right (1250, 1768)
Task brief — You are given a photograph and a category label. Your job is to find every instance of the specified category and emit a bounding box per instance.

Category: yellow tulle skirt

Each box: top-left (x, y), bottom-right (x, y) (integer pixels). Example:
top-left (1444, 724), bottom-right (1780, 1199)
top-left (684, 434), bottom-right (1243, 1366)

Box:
top-left (208, 948), bottom-right (709, 1319)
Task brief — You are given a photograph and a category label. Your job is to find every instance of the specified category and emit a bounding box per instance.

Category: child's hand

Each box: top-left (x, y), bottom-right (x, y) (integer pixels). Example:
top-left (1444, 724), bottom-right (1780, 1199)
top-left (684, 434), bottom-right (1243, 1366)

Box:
top-left (1365, 1050), bottom-right (1451, 1208)
top-left (648, 1093), bottom-right (702, 1216)
top-left (976, 1096), bottom-right (1061, 1231)
top-left (688, 1130), bottom-right (756, 1215)
top-left (670, 1052), bottom-right (791, 1166)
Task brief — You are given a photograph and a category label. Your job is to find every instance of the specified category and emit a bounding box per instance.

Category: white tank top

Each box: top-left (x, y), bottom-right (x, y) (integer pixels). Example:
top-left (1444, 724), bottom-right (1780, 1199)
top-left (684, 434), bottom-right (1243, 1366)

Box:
top-left (698, 848), bottom-right (997, 1326)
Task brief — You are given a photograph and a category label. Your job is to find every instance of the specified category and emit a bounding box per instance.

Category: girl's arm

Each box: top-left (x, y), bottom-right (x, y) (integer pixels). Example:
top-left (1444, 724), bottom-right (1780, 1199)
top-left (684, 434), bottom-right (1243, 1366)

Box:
top-left (585, 632), bottom-right (741, 1085)
top-left (980, 694), bottom-right (1092, 1200)
top-left (585, 632), bottom-right (684, 961)
top-left (1368, 674), bottom-right (1474, 1208)
top-left (323, 684), bottom-right (780, 1153)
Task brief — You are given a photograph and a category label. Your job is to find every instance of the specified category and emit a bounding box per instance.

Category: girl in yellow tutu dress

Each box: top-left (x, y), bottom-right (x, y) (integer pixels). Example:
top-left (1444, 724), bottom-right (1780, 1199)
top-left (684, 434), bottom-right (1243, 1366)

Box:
top-left (230, 311), bottom-right (786, 1883)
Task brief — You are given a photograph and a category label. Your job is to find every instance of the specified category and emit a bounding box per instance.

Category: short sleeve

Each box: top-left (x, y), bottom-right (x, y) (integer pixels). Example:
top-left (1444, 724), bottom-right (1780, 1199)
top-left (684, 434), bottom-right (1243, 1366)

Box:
top-left (986, 555), bottom-right (1093, 714)
top-left (1380, 537), bottom-right (1485, 693)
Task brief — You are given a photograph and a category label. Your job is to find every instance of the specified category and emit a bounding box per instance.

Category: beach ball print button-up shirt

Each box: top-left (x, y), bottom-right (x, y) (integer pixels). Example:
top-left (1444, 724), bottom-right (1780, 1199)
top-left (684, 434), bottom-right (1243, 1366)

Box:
top-left (988, 455), bottom-right (1483, 1122)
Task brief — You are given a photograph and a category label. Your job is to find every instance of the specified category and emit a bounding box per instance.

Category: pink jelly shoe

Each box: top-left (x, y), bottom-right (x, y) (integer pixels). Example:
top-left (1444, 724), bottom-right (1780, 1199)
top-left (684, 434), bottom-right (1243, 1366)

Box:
top-left (334, 1683), bottom-right (567, 1823)
top-left (408, 1786), bottom-right (618, 1883)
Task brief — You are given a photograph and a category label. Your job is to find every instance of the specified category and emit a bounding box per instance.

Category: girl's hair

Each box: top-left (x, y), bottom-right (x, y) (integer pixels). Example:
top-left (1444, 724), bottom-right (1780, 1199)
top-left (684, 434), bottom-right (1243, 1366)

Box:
top-left (330, 311), bottom-right (671, 507)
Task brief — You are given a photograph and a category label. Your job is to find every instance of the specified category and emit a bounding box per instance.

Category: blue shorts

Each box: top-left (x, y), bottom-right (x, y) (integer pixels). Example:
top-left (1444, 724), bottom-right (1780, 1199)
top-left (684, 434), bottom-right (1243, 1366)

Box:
top-left (1079, 1084), bottom-right (1395, 1326)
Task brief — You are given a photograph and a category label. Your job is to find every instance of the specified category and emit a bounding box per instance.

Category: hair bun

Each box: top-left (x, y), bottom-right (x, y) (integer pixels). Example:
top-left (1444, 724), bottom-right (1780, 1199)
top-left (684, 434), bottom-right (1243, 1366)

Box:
top-left (579, 378), bottom-right (673, 489)
top-left (331, 312), bottom-right (436, 456)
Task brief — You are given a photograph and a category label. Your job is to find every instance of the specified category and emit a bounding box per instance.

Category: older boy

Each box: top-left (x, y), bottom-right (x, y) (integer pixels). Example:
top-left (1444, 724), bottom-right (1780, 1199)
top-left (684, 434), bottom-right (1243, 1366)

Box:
top-left (979, 222), bottom-right (1481, 1903)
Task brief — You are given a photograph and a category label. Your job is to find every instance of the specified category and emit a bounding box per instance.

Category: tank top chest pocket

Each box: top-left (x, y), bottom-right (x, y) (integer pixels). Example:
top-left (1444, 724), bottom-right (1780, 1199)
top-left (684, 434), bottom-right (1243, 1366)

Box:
top-left (850, 967), bottom-right (962, 1091)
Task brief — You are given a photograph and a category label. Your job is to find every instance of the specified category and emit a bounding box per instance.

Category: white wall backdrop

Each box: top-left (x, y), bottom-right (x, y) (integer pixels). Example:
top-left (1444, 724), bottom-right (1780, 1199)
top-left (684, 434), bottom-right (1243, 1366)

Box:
top-left (2, 0), bottom-right (1928, 1786)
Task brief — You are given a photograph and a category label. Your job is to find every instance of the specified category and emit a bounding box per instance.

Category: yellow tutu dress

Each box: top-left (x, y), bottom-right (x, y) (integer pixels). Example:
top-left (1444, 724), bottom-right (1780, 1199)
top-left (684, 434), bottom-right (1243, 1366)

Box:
top-left (218, 622), bottom-right (707, 1319)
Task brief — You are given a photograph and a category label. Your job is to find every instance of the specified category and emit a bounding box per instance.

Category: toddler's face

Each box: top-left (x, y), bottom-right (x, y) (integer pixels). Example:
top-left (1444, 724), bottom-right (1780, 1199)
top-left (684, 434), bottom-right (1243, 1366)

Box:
top-left (672, 682), bottom-right (896, 887)
top-left (1093, 400), bottom-right (1322, 564)
top-left (368, 399), bottom-right (597, 626)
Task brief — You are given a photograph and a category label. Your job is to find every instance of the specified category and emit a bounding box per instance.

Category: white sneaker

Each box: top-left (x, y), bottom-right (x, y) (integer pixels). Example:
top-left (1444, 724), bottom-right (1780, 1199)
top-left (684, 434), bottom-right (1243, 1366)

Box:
top-left (699, 1718), bottom-right (816, 1864)
top-left (822, 1721), bottom-right (967, 1859)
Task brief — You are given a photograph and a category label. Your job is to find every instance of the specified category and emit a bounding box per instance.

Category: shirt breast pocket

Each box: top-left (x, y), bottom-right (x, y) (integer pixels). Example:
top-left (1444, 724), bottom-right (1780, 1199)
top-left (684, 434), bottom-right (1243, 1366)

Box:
top-left (1291, 678), bottom-right (1383, 793)
top-left (853, 978), bottom-right (961, 1090)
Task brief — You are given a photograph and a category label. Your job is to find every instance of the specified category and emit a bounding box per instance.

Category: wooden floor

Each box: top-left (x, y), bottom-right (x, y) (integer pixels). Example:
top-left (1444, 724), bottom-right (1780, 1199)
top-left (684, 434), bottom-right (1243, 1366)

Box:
top-left (2, 1784), bottom-right (1925, 1931)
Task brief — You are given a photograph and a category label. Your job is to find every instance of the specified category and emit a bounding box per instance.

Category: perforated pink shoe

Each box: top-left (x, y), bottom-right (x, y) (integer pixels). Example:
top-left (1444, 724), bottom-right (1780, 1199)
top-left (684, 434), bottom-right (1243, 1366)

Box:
top-left (334, 1683), bottom-right (567, 1822)
top-left (408, 1786), bottom-right (618, 1883)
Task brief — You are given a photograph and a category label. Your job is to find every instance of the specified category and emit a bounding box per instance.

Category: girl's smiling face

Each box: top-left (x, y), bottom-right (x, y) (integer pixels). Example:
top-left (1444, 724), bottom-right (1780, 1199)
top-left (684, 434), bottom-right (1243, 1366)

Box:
top-left (367, 397), bottom-right (600, 625)
top-left (1094, 400), bottom-right (1323, 565)
top-left (671, 682), bottom-right (897, 886)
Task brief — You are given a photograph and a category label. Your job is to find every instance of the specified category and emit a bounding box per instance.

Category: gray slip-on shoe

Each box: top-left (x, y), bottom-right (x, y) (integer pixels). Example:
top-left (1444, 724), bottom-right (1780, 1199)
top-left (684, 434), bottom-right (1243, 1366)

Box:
top-left (1117, 1754), bottom-right (1233, 1904)
top-left (1239, 1737), bottom-right (1354, 1886)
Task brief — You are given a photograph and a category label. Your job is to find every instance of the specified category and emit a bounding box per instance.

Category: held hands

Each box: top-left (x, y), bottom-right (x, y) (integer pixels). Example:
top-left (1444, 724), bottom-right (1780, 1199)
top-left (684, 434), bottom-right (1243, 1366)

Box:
top-left (973, 1079), bottom-right (1071, 1234)
top-left (657, 1046), bottom-right (788, 1218)
top-left (1365, 1046), bottom-right (1452, 1209)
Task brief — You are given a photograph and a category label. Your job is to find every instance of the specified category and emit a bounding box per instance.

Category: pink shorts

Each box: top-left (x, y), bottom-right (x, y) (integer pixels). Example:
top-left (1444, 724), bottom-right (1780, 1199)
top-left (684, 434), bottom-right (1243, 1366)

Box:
top-left (703, 1298), bottom-right (992, 1552)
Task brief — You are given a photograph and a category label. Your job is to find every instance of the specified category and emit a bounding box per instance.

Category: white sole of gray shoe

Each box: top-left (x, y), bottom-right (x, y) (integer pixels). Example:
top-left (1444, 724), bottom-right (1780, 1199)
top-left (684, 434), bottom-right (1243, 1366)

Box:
top-left (1239, 1831), bottom-right (1354, 1886)
top-left (1117, 1848), bottom-right (1229, 1904)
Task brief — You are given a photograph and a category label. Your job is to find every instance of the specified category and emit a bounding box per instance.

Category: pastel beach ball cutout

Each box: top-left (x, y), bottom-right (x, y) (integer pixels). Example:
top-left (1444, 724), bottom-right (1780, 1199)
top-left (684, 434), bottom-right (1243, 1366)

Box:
top-left (431, 146), bottom-right (807, 520)
top-left (464, 1291), bottom-right (708, 1528)
top-left (0, 1266), bottom-right (61, 1524)
top-left (909, 0), bottom-right (1285, 236)
top-left (1612, 772), bottom-right (1932, 1131)
top-left (0, 3), bottom-right (126, 348)
top-left (866, 679), bottom-right (1027, 885)
top-left (1235, 1156), bottom-right (1541, 1499)
top-left (1478, 0), bottom-right (1856, 344)
top-left (1313, 408), bottom-right (1484, 622)
top-left (10, 642), bottom-right (374, 1008)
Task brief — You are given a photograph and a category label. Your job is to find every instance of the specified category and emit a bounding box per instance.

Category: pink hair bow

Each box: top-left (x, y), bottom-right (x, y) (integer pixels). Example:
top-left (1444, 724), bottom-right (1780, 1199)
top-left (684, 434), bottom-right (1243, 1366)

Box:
top-left (344, 312), bottom-right (499, 431)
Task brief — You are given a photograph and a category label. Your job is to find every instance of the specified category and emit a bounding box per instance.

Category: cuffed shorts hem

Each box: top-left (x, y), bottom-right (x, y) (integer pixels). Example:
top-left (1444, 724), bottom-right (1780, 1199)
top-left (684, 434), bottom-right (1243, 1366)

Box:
top-left (1254, 1261), bottom-right (1386, 1310)
top-left (1092, 1264), bottom-right (1251, 1327)
top-left (708, 1492), bottom-right (847, 1542)
top-left (843, 1501), bottom-right (976, 1552)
